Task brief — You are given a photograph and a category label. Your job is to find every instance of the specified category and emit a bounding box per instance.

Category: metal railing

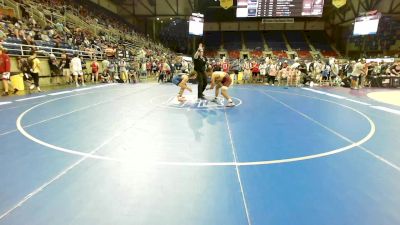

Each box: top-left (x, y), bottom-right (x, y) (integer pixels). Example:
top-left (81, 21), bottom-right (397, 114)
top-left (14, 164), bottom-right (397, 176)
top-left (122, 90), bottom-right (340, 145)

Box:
top-left (2, 42), bottom-right (105, 59)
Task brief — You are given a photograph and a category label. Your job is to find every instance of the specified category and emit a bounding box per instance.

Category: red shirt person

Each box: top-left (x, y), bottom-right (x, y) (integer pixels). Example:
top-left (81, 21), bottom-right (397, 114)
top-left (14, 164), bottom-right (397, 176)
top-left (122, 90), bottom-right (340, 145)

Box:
top-left (251, 61), bottom-right (260, 80)
top-left (222, 61), bottom-right (229, 73)
top-left (0, 47), bottom-right (11, 96)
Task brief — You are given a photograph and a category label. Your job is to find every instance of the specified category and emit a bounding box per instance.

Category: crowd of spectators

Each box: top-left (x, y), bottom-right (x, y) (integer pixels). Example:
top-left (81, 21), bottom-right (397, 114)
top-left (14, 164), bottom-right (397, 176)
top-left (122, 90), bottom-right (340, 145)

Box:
top-left (0, 0), bottom-right (183, 95)
top-left (205, 56), bottom-right (400, 89)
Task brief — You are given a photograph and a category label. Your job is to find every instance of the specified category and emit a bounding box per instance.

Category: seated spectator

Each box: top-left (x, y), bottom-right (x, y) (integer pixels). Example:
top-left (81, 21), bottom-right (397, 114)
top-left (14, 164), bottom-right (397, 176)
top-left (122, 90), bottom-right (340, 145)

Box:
top-left (105, 45), bottom-right (116, 58)
top-left (41, 31), bottom-right (51, 42)
top-left (0, 29), bottom-right (6, 42)
top-left (28, 16), bottom-right (37, 28)
top-left (22, 35), bottom-right (35, 54)
top-left (390, 61), bottom-right (400, 76)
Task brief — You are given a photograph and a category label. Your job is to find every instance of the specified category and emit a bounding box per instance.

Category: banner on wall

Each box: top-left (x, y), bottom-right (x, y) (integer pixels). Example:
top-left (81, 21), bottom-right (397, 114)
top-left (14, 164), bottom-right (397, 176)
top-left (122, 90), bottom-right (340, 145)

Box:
top-left (332, 0), bottom-right (347, 8)
top-left (220, 0), bottom-right (233, 10)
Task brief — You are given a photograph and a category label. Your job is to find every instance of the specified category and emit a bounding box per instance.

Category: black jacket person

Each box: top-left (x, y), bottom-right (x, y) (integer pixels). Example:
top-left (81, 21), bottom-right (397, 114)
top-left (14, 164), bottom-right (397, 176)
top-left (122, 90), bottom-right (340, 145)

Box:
top-left (193, 43), bottom-right (208, 99)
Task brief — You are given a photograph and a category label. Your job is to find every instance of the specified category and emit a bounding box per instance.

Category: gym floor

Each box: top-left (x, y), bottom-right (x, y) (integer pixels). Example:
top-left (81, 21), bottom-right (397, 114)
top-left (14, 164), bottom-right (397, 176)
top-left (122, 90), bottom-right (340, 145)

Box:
top-left (0, 83), bottom-right (400, 225)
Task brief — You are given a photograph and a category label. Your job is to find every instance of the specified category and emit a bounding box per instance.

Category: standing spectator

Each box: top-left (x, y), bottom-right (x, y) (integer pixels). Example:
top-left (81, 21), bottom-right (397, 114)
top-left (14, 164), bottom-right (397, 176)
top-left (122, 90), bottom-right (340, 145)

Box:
top-left (119, 59), bottom-right (128, 83)
top-left (230, 59), bottom-right (240, 84)
top-left (29, 51), bottom-right (41, 92)
top-left (101, 58), bottom-right (110, 82)
top-left (212, 60), bottom-right (221, 72)
top-left (70, 53), bottom-right (85, 87)
top-left (146, 60), bottom-right (152, 77)
top-left (108, 59), bottom-right (116, 82)
top-left (140, 60), bottom-right (147, 79)
top-left (158, 59), bottom-right (170, 83)
top-left (278, 66), bottom-right (289, 86)
top-left (151, 60), bottom-right (158, 76)
top-left (251, 60), bottom-right (260, 83)
top-left (321, 61), bottom-right (331, 84)
top-left (90, 58), bottom-right (99, 83)
top-left (267, 60), bottom-right (278, 86)
top-left (313, 60), bottom-right (323, 81)
top-left (80, 55), bottom-right (88, 82)
top-left (243, 59), bottom-right (251, 84)
top-left (17, 56), bottom-right (31, 83)
top-left (193, 43), bottom-right (207, 99)
top-left (0, 46), bottom-right (11, 96)
top-left (59, 52), bottom-right (71, 84)
top-left (330, 60), bottom-right (340, 86)
top-left (351, 59), bottom-right (366, 89)
top-left (259, 60), bottom-right (267, 83)
top-left (222, 59), bottom-right (229, 73)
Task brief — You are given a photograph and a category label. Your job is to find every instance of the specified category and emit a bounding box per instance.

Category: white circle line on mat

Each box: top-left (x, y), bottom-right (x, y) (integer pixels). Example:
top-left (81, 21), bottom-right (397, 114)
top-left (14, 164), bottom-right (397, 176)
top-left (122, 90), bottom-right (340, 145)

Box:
top-left (16, 88), bottom-right (375, 166)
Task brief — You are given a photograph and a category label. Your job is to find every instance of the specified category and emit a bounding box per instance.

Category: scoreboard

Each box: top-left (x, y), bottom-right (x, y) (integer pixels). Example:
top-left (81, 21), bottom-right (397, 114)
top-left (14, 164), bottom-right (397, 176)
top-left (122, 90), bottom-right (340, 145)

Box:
top-left (236, 0), bottom-right (324, 18)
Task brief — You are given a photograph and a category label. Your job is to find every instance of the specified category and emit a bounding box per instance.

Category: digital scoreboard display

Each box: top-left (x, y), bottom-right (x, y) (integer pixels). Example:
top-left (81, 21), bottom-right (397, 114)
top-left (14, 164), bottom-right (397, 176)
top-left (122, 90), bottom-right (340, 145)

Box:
top-left (353, 13), bottom-right (381, 36)
top-left (236, 0), bottom-right (324, 17)
top-left (189, 13), bottom-right (204, 36)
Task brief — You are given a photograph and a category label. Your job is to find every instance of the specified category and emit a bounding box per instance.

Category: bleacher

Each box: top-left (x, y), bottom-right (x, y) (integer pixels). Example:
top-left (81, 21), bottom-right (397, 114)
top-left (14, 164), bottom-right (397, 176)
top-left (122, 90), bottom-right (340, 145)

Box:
top-left (285, 31), bottom-right (310, 50)
top-left (305, 30), bottom-right (337, 57)
top-left (223, 31), bottom-right (242, 50)
top-left (204, 31), bottom-right (222, 50)
top-left (273, 50), bottom-right (288, 58)
top-left (297, 50), bottom-right (312, 59)
top-left (250, 50), bottom-right (263, 58)
top-left (264, 31), bottom-right (287, 51)
top-left (305, 31), bottom-right (332, 51)
top-left (228, 50), bottom-right (240, 59)
top-left (243, 31), bottom-right (264, 50)
top-left (204, 50), bottom-right (218, 58)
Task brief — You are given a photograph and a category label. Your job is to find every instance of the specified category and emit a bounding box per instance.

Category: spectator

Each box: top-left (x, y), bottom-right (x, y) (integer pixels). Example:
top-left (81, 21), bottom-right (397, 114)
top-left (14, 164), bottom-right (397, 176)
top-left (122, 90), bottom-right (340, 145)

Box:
top-left (70, 53), bottom-right (85, 87)
top-left (49, 53), bottom-right (61, 84)
top-left (267, 60), bottom-right (278, 86)
top-left (40, 31), bottom-right (51, 42)
top-left (0, 46), bottom-right (11, 96)
top-left (259, 60), bottom-right (267, 83)
top-left (59, 52), bottom-right (72, 84)
top-left (101, 58), bottom-right (110, 82)
top-left (90, 58), bottom-right (99, 83)
top-left (243, 59), bottom-right (251, 84)
top-left (230, 59), bottom-right (240, 84)
top-left (390, 61), bottom-right (400, 76)
top-left (351, 59), bottom-right (366, 89)
top-left (119, 59), bottom-right (127, 83)
top-left (108, 59), bottom-right (116, 82)
top-left (29, 50), bottom-right (41, 92)
top-left (80, 55), bottom-right (88, 81)
top-left (17, 56), bottom-right (31, 82)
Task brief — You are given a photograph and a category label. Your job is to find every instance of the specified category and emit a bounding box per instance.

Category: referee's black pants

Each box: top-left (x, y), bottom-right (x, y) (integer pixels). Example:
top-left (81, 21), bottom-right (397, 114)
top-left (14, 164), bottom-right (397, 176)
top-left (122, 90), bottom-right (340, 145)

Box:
top-left (196, 71), bottom-right (207, 98)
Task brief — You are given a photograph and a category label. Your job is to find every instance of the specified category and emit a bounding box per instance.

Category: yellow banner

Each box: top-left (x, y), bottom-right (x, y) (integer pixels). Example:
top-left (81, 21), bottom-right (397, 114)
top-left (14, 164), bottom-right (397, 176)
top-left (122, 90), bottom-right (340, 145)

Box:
top-left (220, 0), bottom-right (233, 10)
top-left (332, 0), bottom-right (346, 8)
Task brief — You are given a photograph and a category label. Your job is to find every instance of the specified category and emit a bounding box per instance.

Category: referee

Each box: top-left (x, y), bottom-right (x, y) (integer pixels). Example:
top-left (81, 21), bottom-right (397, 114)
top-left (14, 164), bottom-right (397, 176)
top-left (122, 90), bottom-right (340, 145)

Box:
top-left (193, 43), bottom-right (208, 100)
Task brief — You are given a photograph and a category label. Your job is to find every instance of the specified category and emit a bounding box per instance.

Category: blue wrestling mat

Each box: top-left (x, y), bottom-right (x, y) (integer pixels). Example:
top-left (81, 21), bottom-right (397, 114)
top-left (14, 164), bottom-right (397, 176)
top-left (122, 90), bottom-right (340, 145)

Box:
top-left (0, 83), bottom-right (400, 225)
